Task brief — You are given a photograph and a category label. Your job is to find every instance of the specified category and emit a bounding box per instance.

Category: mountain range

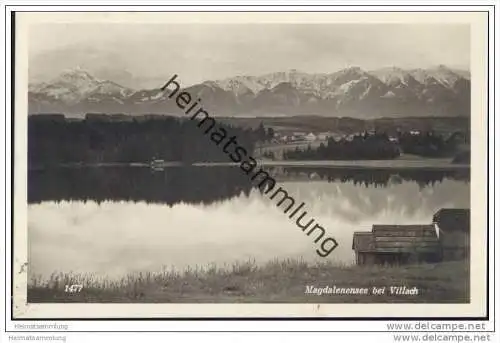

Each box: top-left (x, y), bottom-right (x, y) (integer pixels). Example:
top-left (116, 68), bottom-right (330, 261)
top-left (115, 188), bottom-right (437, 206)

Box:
top-left (28, 65), bottom-right (470, 118)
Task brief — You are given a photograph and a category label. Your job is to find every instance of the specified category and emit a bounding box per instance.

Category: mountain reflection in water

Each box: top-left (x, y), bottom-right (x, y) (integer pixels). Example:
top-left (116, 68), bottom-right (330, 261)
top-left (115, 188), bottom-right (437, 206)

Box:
top-left (28, 166), bottom-right (470, 279)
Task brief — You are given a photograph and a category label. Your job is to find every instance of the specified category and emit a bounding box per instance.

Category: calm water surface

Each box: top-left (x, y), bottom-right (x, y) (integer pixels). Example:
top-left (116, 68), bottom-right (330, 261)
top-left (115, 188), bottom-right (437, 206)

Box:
top-left (28, 166), bottom-right (470, 279)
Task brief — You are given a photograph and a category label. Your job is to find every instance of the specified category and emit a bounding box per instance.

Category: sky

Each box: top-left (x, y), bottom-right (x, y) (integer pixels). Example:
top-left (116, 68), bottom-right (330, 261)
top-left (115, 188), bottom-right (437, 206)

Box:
top-left (29, 23), bottom-right (470, 87)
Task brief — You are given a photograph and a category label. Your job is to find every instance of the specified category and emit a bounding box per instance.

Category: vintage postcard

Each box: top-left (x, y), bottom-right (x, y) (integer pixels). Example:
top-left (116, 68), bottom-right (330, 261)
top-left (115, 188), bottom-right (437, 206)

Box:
top-left (11, 11), bottom-right (489, 319)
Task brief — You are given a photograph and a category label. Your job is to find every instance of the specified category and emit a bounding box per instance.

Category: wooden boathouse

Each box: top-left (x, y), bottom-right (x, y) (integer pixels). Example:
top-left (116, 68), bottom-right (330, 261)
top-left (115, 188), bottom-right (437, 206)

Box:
top-left (352, 224), bottom-right (441, 265)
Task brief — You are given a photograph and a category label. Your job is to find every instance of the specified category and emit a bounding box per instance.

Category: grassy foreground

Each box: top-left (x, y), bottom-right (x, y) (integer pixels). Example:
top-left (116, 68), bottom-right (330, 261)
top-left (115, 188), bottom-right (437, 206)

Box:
top-left (27, 259), bottom-right (469, 303)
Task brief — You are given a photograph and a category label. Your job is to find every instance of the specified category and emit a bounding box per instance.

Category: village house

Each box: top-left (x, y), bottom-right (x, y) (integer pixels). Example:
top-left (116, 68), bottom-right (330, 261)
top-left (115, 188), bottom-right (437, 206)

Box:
top-left (291, 132), bottom-right (306, 141)
top-left (305, 132), bottom-right (317, 141)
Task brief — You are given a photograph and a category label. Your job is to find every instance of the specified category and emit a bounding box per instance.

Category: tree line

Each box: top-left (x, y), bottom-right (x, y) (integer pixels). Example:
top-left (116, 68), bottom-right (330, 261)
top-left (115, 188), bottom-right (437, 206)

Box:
top-left (28, 115), bottom-right (259, 167)
top-left (283, 132), bottom-right (400, 160)
top-left (283, 130), bottom-right (466, 160)
top-left (398, 131), bottom-right (466, 158)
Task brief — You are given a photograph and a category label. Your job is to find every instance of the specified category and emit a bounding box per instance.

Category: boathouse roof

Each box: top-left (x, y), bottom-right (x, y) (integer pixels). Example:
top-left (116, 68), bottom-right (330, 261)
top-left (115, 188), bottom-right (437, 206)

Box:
top-left (432, 208), bottom-right (470, 232)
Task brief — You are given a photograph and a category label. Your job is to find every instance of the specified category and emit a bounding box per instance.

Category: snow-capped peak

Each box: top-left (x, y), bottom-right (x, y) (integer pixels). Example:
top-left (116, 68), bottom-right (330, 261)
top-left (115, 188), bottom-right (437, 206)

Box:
top-left (55, 66), bottom-right (98, 83)
top-left (29, 68), bottom-right (131, 104)
top-left (370, 67), bottom-right (416, 87)
top-left (28, 65), bottom-right (470, 118)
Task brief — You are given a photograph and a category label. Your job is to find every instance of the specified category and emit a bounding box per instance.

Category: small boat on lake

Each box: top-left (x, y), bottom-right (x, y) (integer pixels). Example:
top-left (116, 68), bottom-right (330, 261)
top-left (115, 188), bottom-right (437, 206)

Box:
top-left (150, 159), bottom-right (165, 171)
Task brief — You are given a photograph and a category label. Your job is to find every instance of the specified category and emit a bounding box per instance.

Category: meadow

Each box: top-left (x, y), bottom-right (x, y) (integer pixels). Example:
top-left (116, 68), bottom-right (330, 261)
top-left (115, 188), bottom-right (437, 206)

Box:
top-left (28, 259), bottom-right (469, 303)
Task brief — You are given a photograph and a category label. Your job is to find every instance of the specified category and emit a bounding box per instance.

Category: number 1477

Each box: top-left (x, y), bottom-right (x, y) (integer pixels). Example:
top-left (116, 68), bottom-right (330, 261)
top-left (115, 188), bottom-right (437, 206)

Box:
top-left (65, 284), bottom-right (83, 293)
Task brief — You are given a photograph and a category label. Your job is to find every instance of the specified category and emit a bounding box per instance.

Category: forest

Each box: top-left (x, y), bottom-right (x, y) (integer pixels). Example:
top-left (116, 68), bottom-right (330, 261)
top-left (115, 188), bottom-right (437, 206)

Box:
top-left (398, 131), bottom-right (467, 157)
top-left (283, 131), bottom-right (466, 160)
top-left (28, 114), bottom-right (468, 167)
top-left (28, 114), bottom-right (262, 167)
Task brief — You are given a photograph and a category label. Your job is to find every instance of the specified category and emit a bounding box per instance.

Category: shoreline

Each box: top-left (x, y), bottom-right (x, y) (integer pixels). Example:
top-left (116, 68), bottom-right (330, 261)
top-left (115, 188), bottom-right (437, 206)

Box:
top-left (28, 159), bottom-right (470, 171)
top-left (27, 259), bottom-right (469, 303)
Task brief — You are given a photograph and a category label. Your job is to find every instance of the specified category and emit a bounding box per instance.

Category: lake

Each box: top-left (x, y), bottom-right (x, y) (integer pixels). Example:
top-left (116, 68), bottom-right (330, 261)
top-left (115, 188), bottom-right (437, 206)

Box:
top-left (28, 166), bottom-right (470, 280)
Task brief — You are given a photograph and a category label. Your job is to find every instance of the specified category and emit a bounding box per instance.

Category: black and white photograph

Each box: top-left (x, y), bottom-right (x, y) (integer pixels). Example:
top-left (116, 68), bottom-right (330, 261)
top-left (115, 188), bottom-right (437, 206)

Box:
top-left (9, 10), bottom-right (490, 320)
